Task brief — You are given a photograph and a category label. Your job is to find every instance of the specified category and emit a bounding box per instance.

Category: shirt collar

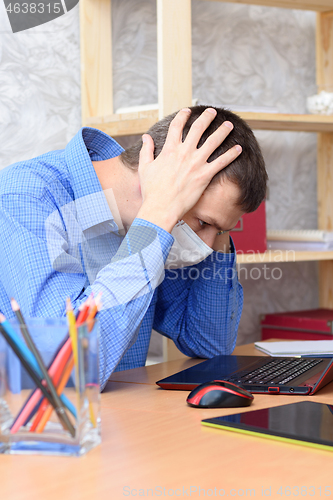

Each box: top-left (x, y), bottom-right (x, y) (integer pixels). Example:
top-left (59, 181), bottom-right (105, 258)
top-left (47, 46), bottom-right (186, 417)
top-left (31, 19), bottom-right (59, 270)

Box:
top-left (64, 127), bottom-right (124, 231)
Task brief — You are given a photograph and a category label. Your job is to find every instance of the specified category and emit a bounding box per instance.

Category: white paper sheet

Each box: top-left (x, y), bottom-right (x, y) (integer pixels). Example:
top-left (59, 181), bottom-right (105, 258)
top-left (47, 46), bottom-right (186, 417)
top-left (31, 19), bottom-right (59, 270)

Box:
top-left (255, 340), bottom-right (333, 357)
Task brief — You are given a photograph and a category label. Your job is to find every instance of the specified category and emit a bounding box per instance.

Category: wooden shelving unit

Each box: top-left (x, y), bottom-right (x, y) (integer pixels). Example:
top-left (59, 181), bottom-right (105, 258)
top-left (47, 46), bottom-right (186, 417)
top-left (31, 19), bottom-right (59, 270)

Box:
top-left (201, 0), bottom-right (333, 12)
top-left (80, 0), bottom-right (333, 359)
top-left (238, 112), bottom-right (333, 133)
top-left (237, 250), bottom-right (333, 265)
top-left (85, 110), bottom-right (333, 136)
top-left (84, 109), bottom-right (159, 138)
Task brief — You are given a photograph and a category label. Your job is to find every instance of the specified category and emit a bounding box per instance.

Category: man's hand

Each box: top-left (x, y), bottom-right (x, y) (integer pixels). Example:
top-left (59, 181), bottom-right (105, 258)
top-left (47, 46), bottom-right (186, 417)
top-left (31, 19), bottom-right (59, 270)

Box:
top-left (136, 107), bottom-right (242, 233)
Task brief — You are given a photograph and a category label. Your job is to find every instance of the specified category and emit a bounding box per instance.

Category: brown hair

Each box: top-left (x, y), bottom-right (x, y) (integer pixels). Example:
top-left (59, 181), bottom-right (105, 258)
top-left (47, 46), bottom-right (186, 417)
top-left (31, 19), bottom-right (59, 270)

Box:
top-left (120, 105), bottom-right (268, 213)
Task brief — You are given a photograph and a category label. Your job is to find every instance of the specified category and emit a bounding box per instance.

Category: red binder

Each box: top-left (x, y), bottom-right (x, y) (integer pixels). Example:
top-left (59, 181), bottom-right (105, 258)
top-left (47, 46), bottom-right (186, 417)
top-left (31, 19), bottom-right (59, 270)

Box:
top-left (231, 201), bottom-right (266, 254)
top-left (261, 309), bottom-right (333, 341)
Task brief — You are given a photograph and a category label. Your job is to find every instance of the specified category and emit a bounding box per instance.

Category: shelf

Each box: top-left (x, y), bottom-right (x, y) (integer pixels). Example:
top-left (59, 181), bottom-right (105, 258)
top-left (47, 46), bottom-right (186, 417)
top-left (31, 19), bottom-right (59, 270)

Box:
top-left (237, 250), bottom-right (333, 264)
top-left (85, 109), bottom-right (159, 137)
top-left (237, 112), bottom-right (333, 132)
top-left (86, 110), bottom-right (333, 136)
top-left (200, 0), bottom-right (333, 12)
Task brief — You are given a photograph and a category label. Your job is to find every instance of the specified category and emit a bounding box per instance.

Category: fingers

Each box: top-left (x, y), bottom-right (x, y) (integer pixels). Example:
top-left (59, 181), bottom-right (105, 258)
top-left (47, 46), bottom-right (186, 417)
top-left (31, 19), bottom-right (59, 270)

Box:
top-left (183, 108), bottom-right (219, 150)
top-left (206, 144), bottom-right (242, 179)
top-left (162, 108), bottom-right (237, 161)
top-left (163, 108), bottom-right (192, 148)
top-left (197, 120), bottom-right (234, 160)
top-left (139, 134), bottom-right (155, 166)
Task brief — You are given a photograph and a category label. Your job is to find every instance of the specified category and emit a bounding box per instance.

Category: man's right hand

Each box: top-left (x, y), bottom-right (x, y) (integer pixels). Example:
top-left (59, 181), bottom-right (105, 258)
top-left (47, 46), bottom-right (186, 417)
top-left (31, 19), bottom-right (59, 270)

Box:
top-left (136, 107), bottom-right (242, 233)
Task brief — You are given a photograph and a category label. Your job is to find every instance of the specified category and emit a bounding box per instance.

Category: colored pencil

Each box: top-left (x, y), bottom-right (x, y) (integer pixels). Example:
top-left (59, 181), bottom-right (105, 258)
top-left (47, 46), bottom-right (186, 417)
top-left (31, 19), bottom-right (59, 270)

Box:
top-left (66, 298), bottom-right (78, 369)
top-left (0, 320), bottom-right (64, 430)
top-left (36, 355), bottom-right (75, 433)
top-left (86, 293), bottom-right (102, 332)
top-left (20, 295), bottom-right (92, 430)
top-left (21, 337), bottom-right (76, 427)
top-left (9, 336), bottom-right (76, 433)
top-left (82, 295), bottom-right (101, 427)
top-left (10, 299), bottom-right (75, 437)
top-left (76, 295), bottom-right (92, 326)
top-left (8, 295), bottom-right (98, 434)
top-left (0, 314), bottom-right (75, 430)
top-left (29, 338), bottom-right (74, 432)
top-left (37, 293), bottom-right (99, 431)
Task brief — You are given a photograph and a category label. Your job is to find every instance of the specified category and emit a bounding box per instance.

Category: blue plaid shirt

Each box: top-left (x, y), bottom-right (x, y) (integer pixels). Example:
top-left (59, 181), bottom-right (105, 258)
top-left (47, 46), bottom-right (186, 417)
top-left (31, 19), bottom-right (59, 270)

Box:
top-left (0, 127), bottom-right (243, 388)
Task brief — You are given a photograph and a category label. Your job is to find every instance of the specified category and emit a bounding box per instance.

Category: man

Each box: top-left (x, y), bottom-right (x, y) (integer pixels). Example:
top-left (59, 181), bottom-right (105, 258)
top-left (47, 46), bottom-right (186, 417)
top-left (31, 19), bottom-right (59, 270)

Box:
top-left (0, 106), bottom-right (267, 388)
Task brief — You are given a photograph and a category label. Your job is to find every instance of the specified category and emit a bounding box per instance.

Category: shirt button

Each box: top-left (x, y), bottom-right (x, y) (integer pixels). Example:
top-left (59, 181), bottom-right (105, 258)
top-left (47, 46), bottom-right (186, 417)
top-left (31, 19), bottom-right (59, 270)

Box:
top-left (231, 313), bottom-right (235, 320)
top-left (109, 222), bottom-right (114, 228)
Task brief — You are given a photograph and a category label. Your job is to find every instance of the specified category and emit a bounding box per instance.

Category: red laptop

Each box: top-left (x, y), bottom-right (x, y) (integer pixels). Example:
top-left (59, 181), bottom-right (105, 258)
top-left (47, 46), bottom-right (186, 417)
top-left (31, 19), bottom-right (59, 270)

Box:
top-left (156, 354), bottom-right (333, 395)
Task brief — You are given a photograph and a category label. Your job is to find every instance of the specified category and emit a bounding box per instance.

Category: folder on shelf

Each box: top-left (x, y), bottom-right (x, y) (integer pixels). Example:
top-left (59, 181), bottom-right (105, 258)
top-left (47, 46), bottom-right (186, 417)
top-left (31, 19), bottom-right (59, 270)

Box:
top-left (255, 340), bottom-right (333, 357)
top-left (267, 230), bottom-right (333, 251)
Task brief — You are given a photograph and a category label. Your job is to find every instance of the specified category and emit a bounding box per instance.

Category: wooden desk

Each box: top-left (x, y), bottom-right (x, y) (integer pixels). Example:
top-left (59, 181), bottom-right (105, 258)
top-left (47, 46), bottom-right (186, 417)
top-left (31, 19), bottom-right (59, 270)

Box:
top-left (1, 343), bottom-right (333, 499)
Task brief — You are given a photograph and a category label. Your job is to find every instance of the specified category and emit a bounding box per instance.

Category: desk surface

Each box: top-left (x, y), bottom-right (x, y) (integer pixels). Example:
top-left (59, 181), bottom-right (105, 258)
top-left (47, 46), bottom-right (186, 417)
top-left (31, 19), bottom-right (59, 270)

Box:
top-left (1, 343), bottom-right (333, 499)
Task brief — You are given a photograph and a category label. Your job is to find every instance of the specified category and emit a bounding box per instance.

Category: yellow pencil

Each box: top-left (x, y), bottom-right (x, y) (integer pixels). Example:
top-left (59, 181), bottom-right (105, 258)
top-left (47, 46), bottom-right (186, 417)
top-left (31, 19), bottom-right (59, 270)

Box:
top-left (66, 297), bottom-right (81, 423)
top-left (66, 297), bottom-right (98, 428)
top-left (66, 298), bottom-right (78, 369)
top-left (87, 386), bottom-right (97, 428)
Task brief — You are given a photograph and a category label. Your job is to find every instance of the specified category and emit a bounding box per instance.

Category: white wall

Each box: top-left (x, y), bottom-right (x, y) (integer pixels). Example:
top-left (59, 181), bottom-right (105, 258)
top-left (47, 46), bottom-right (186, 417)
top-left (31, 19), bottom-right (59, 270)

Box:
top-left (0, 0), bottom-right (319, 355)
top-left (0, 0), bottom-right (81, 168)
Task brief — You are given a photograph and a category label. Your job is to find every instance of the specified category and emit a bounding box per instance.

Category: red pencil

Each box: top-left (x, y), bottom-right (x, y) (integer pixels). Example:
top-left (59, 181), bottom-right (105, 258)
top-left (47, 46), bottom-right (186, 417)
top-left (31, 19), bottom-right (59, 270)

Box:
top-left (76, 295), bottom-right (92, 327)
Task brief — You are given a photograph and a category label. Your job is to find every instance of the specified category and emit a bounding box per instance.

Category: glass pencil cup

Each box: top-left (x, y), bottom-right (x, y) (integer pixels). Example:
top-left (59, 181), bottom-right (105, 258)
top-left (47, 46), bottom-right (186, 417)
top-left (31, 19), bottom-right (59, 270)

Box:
top-left (0, 317), bottom-right (101, 456)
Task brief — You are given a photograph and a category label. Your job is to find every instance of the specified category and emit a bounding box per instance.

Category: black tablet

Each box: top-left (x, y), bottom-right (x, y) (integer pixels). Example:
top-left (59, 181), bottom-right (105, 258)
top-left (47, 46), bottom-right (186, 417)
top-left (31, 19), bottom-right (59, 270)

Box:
top-left (202, 401), bottom-right (333, 452)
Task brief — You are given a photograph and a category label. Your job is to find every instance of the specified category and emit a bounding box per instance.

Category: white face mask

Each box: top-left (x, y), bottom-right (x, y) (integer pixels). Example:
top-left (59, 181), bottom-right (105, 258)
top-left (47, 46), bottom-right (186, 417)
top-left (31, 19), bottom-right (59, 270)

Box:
top-left (165, 220), bottom-right (213, 269)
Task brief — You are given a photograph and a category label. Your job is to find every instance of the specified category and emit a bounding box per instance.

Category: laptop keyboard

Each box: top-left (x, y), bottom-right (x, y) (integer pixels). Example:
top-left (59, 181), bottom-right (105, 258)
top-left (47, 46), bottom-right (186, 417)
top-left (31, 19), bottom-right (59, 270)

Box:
top-left (227, 358), bottom-right (323, 386)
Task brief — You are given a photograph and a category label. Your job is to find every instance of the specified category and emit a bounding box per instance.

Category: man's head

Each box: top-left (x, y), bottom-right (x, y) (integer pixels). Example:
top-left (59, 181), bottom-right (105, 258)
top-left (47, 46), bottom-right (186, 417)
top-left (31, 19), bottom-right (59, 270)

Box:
top-left (121, 105), bottom-right (268, 214)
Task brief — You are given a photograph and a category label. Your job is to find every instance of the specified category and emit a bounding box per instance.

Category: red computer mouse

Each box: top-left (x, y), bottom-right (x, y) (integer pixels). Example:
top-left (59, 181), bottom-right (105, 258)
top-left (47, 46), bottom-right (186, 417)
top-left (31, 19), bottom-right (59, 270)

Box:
top-left (186, 380), bottom-right (254, 408)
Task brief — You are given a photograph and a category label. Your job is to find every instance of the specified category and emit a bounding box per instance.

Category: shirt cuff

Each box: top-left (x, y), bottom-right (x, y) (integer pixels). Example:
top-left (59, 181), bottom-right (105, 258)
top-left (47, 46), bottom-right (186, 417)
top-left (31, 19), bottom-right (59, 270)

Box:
top-left (131, 218), bottom-right (174, 263)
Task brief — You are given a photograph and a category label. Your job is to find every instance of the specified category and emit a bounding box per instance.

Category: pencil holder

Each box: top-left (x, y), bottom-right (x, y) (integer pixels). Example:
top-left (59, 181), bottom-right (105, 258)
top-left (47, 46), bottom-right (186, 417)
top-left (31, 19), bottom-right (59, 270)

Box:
top-left (0, 318), bottom-right (101, 456)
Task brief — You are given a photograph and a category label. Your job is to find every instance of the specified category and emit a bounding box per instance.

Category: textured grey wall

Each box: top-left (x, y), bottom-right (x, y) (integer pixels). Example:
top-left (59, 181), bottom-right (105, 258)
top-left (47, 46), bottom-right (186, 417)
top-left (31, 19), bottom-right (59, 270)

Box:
top-left (0, 1), bottom-right (81, 167)
top-left (0, 0), bottom-right (319, 356)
